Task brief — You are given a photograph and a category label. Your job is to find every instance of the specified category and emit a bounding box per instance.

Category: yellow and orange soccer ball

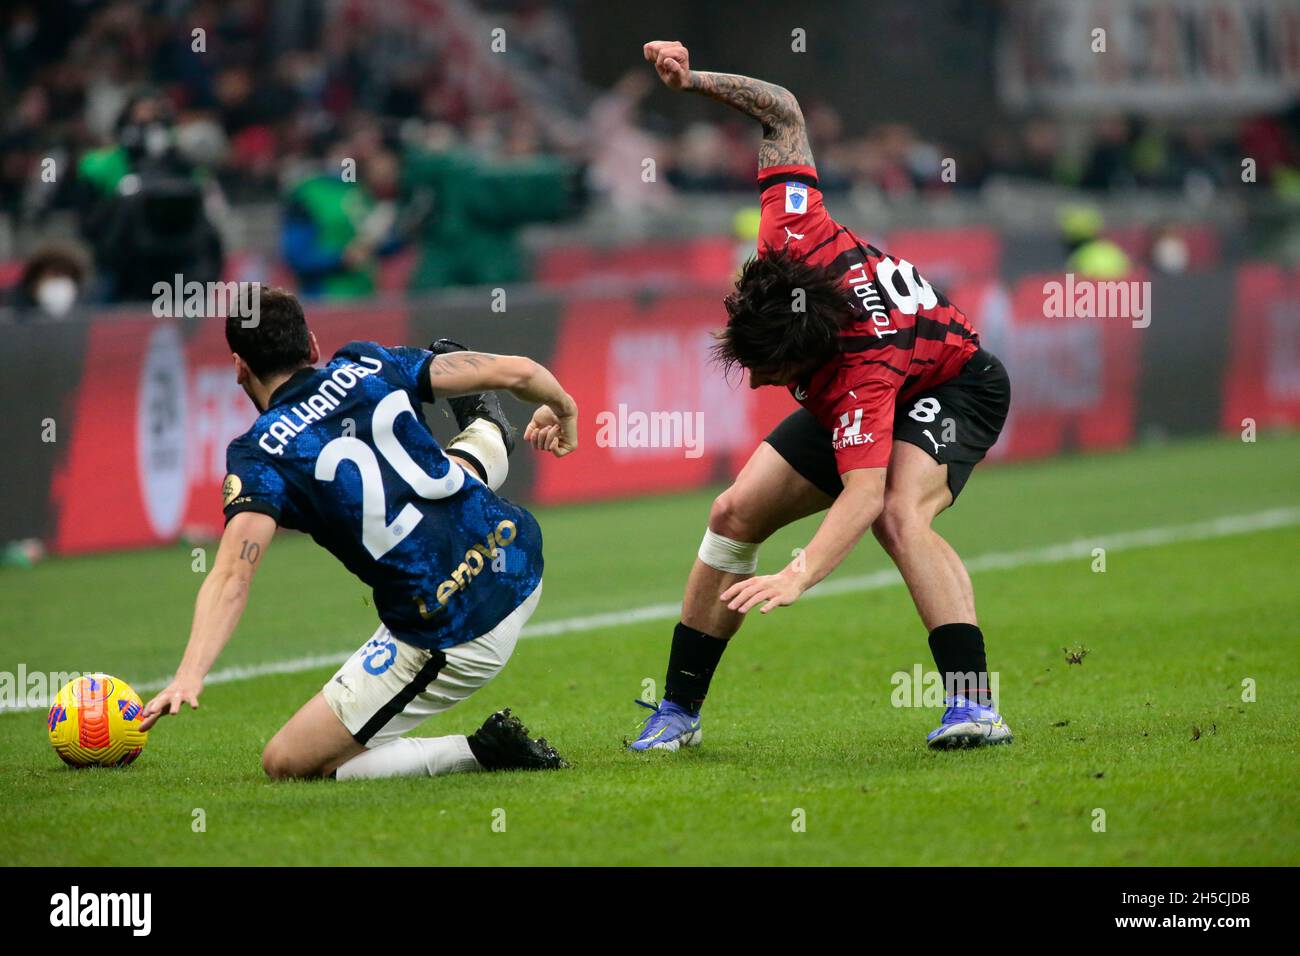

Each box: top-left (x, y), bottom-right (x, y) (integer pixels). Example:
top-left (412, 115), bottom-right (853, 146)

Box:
top-left (47, 674), bottom-right (149, 768)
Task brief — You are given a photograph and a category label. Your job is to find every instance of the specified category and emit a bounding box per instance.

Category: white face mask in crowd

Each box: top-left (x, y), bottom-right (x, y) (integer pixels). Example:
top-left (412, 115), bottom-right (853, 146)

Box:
top-left (144, 122), bottom-right (172, 158)
top-left (35, 276), bottom-right (79, 317)
top-left (1151, 235), bottom-right (1190, 274)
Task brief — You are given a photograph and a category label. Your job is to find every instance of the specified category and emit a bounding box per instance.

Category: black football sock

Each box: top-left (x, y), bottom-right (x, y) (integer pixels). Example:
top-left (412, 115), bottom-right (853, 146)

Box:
top-left (928, 623), bottom-right (993, 707)
top-left (663, 622), bottom-right (728, 715)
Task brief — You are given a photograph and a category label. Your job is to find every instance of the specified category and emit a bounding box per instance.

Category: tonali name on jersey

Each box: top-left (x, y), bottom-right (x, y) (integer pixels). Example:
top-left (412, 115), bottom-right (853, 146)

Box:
top-left (757, 164), bottom-right (980, 472)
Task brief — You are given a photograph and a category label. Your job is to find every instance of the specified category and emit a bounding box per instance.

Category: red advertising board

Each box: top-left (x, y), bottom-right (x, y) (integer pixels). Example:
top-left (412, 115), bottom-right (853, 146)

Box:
top-left (1221, 263), bottom-right (1300, 431)
top-left (951, 273), bottom-right (1142, 459)
top-left (532, 291), bottom-right (792, 504)
top-left (885, 226), bottom-right (1002, 288)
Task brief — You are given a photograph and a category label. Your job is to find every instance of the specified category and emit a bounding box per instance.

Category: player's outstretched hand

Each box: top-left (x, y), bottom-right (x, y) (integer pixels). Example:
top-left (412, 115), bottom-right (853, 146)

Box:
top-left (721, 572), bottom-right (805, 615)
top-left (524, 405), bottom-right (578, 458)
top-left (140, 677), bottom-right (202, 731)
top-left (643, 40), bottom-right (691, 91)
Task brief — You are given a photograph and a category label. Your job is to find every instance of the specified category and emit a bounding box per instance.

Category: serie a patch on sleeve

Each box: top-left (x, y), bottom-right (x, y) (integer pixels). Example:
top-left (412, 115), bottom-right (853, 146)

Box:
top-left (222, 474), bottom-right (243, 507)
top-left (785, 181), bottom-right (808, 214)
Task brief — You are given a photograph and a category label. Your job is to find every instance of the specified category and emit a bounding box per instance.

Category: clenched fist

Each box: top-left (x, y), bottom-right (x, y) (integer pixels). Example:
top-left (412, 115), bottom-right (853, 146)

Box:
top-left (643, 40), bottom-right (692, 91)
top-left (524, 404), bottom-right (578, 458)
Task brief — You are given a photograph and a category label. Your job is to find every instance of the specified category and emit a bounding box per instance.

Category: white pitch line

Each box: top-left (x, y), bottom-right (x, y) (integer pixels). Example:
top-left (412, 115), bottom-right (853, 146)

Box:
top-left (3, 507), bottom-right (1297, 714)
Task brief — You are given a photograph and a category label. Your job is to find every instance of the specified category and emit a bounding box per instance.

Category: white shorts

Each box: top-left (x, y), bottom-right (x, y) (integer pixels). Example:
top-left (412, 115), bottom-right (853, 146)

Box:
top-left (322, 583), bottom-right (541, 748)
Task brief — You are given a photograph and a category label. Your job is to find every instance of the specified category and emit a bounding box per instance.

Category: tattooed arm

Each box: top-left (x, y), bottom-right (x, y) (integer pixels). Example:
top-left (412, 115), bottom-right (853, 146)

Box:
top-left (141, 511), bottom-right (276, 728)
top-left (427, 351), bottom-right (578, 457)
top-left (643, 39), bottom-right (813, 170)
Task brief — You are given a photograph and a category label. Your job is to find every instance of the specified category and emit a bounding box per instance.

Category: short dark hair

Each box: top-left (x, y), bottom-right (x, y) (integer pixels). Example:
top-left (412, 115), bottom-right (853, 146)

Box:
top-left (20, 242), bottom-right (87, 295)
top-left (712, 247), bottom-right (854, 379)
top-left (225, 286), bottom-right (311, 380)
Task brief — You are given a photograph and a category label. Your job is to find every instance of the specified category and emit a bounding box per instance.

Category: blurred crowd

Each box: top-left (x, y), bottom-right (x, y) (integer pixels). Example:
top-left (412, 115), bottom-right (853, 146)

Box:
top-left (3, 0), bottom-right (1300, 315)
top-left (656, 105), bottom-right (1300, 200)
top-left (1, 0), bottom-right (579, 206)
top-left (2, 0), bottom-right (589, 313)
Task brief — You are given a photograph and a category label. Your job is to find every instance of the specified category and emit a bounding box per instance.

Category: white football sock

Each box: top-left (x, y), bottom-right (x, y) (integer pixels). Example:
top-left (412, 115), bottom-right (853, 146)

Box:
top-left (335, 735), bottom-right (480, 780)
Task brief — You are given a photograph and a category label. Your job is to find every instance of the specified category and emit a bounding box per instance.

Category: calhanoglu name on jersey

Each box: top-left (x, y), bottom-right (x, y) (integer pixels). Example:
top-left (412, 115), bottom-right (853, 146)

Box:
top-left (258, 356), bottom-right (384, 457)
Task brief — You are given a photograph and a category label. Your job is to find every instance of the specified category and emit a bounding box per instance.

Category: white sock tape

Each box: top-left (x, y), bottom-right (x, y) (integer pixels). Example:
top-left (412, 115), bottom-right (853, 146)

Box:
top-left (698, 528), bottom-right (760, 574)
top-left (448, 418), bottom-right (509, 491)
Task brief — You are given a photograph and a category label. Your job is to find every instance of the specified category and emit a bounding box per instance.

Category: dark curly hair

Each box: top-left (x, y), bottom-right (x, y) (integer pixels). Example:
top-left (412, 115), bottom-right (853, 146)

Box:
top-left (712, 247), bottom-right (855, 381)
top-left (224, 286), bottom-right (311, 380)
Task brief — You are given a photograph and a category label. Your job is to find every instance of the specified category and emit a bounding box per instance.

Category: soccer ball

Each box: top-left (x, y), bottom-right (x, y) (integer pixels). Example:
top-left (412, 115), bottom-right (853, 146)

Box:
top-left (47, 674), bottom-right (149, 768)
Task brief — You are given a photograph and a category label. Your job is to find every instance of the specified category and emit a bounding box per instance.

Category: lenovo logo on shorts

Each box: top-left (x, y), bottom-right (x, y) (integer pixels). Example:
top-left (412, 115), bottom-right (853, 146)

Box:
top-left (832, 409), bottom-right (874, 450)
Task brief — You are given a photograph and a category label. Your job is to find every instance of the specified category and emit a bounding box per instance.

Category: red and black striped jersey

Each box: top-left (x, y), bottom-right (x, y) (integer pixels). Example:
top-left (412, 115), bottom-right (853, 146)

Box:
top-left (758, 164), bottom-right (980, 472)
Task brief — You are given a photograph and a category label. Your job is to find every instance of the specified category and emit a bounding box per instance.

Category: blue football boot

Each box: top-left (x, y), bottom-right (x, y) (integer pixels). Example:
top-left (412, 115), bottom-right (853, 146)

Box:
top-left (627, 699), bottom-right (702, 752)
top-left (927, 695), bottom-right (1013, 749)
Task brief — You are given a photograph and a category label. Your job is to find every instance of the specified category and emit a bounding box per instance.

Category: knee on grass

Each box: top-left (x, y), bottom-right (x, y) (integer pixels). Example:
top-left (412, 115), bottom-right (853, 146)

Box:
top-left (261, 740), bottom-right (330, 781)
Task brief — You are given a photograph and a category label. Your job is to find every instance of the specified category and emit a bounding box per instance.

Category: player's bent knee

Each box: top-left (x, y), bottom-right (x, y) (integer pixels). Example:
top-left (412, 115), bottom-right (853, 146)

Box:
top-left (708, 487), bottom-right (765, 542)
top-left (700, 489), bottom-right (766, 574)
top-left (261, 739), bottom-right (323, 781)
top-left (872, 500), bottom-right (929, 555)
top-left (260, 743), bottom-right (289, 780)
top-left (260, 741), bottom-right (294, 780)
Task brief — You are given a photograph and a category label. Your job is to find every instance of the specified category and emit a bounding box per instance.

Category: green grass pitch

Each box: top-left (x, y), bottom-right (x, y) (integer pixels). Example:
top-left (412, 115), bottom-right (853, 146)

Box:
top-left (2, 434), bottom-right (1297, 866)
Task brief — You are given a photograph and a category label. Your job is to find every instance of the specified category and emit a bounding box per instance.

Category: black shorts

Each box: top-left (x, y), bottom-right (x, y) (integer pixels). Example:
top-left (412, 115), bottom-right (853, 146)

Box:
top-left (765, 348), bottom-right (1011, 503)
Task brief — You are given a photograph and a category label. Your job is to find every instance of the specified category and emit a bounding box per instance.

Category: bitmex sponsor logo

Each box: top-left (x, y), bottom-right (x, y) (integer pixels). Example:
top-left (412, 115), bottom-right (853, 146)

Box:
top-left (1041, 273), bottom-right (1151, 328)
top-left (831, 408), bottom-right (874, 450)
top-left (50, 886), bottom-right (152, 936)
top-left (595, 404), bottom-right (704, 459)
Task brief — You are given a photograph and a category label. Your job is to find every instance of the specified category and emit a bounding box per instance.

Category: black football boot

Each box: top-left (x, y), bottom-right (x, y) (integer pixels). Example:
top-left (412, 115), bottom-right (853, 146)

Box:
top-left (427, 337), bottom-right (517, 454)
top-left (467, 708), bottom-right (568, 771)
